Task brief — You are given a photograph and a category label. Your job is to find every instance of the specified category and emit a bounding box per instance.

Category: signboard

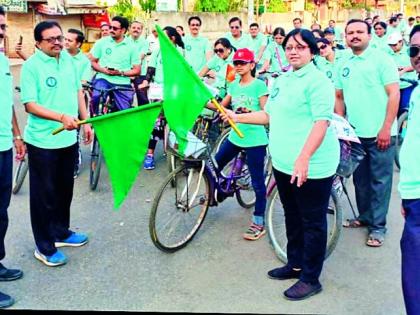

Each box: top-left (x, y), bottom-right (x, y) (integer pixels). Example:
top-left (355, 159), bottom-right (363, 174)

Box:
top-left (156, 0), bottom-right (177, 12)
top-left (0, 0), bottom-right (28, 13)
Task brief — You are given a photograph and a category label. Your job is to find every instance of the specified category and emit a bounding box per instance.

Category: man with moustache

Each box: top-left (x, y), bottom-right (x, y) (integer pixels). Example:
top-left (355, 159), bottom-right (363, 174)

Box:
top-left (127, 21), bottom-right (150, 106)
top-left (90, 16), bottom-right (140, 112)
top-left (0, 6), bottom-right (25, 308)
top-left (335, 19), bottom-right (400, 247)
top-left (399, 24), bottom-right (420, 315)
top-left (20, 20), bottom-right (93, 267)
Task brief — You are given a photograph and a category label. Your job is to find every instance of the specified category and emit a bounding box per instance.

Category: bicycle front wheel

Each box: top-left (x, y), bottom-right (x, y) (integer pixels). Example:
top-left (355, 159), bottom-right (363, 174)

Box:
top-left (149, 162), bottom-right (211, 253)
top-left (12, 157), bottom-right (29, 194)
top-left (89, 136), bottom-right (103, 191)
top-left (267, 185), bottom-right (343, 263)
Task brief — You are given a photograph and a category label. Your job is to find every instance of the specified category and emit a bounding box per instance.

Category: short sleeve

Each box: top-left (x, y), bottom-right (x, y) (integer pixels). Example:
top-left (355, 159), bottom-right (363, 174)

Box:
top-left (307, 74), bottom-right (335, 122)
top-left (379, 53), bottom-right (400, 86)
top-left (261, 44), bottom-right (271, 62)
top-left (90, 39), bottom-right (103, 59)
top-left (256, 79), bottom-right (269, 97)
top-left (80, 57), bottom-right (92, 82)
top-left (20, 62), bottom-right (39, 104)
top-left (207, 55), bottom-right (217, 70)
top-left (149, 48), bottom-right (159, 68)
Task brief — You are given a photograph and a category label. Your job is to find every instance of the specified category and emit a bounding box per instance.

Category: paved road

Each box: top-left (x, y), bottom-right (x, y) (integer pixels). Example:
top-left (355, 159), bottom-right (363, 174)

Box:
top-left (3, 65), bottom-right (406, 314)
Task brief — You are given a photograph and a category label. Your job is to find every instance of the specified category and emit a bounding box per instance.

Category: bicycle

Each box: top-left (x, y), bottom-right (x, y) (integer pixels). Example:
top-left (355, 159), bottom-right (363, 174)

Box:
top-left (149, 124), bottom-right (268, 252)
top-left (85, 81), bottom-right (134, 191)
top-left (395, 78), bottom-right (418, 170)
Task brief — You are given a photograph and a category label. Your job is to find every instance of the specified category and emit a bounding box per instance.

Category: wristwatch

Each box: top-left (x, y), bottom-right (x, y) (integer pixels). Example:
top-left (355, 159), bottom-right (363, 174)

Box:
top-left (13, 135), bottom-right (23, 141)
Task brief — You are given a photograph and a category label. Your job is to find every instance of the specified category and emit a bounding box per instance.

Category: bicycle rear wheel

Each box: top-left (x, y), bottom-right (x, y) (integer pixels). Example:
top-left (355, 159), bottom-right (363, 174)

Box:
top-left (12, 157), bottom-right (29, 194)
top-left (266, 183), bottom-right (343, 263)
top-left (395, 111), bottom-right (408, 170)
top-left (89, 135), bottom-right (103, 191)
top-left (149, 162), bottom-right (211, 253)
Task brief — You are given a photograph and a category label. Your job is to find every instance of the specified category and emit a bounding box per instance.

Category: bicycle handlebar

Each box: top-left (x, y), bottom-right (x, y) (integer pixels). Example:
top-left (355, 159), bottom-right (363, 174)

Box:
top-left (82, 82), bottom-right (134, 93)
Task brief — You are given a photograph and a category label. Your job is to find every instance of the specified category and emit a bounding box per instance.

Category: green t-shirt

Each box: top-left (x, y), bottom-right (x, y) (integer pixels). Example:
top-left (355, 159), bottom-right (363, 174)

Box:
top-left (206, 51), bottom-right (234, 90)
top-left (224, 32), bottom-right (253, 50)
top-left (335, 46), bottom-right (399, 138)
top-left (183, 34), bottom-right (211, 74)
top-left (398, 85), bottom-right (420, 199)
top-left (66, 50), bottom-right (92, 82)
top-left (91, 36), bottom-right (139, 85)
top-left (0, 54), bottom-right (13, 151)
top-left (20, 49), bottom-right (80, 149)
top-left (315, 49), bottom-right (351, 83)
top-left (126, 35), bottom-right (149, 76)
top-left (249, 33), bottom-right (267, 61)
top-left (261, 41), bottom-right (288, 73)
top-left (227, 79), bottom-right (268, 147)
top-left (370, 34), bottom-right (393, 54)
top-left (265, 62), bottom-right (340, 179)
top-left (149, 46), bottom-right (184, 85)
top-left (388, 48), bottom-right (418, 89)
top-left (334, 26), bottom-right (344, 45)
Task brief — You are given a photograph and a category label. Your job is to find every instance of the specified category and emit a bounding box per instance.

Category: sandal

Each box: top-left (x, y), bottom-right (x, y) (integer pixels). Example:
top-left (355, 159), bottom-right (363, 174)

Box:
top-left (343, 219), bottom-right (366, 228)
top-left (366, 231), bottom-right (385, 247)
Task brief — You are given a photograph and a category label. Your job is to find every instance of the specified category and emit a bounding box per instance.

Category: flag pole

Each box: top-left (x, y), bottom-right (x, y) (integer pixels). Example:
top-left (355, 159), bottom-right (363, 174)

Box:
top-left (52, 120), bottom-right (87, 135)
top-left (210, 98), bottom-right (244, 138)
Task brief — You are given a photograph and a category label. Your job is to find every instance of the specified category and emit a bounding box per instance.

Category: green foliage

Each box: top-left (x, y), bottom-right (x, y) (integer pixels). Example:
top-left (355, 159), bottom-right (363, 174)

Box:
top-left (266, 0), bottom-right (289, 13)
top-left (194, 0), bottom-right (245, 12)
top-left (138, 0), bottom-right (156, 13)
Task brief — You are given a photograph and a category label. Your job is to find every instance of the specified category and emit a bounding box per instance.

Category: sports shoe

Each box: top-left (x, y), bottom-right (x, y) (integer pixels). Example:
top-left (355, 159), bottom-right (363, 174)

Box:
top-left (55, 232), bottom-right (89, 248)
top-left (243, 223), bottom-right (266, 240)
top-left (0, 263), bottom-right (23, 281)
top-left (73, 164), bottom-right (80, 179)
top-left (34, 249), bottom-right (67, 267)
top-left (143, 154), bottom-right (155, 170)
top-left (283, 280), bottom-right (322, 301)
top-left (0, 291), bottom-right (14, 308)
top-left (267, 265), bottom-right (301, 280)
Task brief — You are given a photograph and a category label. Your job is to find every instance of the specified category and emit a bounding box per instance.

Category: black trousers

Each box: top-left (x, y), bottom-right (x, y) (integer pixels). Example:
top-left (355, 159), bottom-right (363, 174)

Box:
top-left (133, 75), bottom-right (149, 106)
top-left (27, 143), bottom-right (77, 256)
top-left (0, 149), bottom-right (12, 261)
top-left (273, 168), bottom-right (334, 284)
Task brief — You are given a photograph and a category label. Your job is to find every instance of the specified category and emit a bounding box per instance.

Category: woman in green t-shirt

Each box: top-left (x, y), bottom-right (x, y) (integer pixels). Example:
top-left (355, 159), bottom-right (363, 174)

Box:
top-left (220, 29), bottom-right (339, 301)
top-left (211, 48), bottom-right (269, 241)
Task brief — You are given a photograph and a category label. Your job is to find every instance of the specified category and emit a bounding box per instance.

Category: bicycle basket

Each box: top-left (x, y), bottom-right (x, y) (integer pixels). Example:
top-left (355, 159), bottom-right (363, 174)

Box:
top-left (336, 140), bottom-right (366, 178)
top-left (168, 131), bottom-right (208, 160)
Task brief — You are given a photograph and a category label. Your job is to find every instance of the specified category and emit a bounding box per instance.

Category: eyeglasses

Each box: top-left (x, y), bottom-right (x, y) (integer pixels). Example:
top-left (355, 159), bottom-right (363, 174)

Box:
top-left (233, 60), bottom-right (250, 66)
top-left (190, 23), bottom-right (201, 27)
top-left (111, 26), bottom-right (122, 31)
top-left (0, 24), bottom-right (7, 31)
top-left (41, 35), bottom-right (64, 44)
top-left (230, 25), bottom-right (240, 29)
top-left (214, 48), bottom-right (225, 54)
top-left (285, 45), bottom-right (309, 52)
top-left (408, 45), bottom-right (420, 58)
top-left (319, 44), bottom-right (328, 50)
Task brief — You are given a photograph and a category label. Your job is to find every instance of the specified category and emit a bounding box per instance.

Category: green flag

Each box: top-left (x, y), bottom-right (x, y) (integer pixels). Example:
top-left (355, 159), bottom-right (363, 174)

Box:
top-left (87, 102), bottom-right (162, 209)
top-left (156, 25), bottom-right (213, 155)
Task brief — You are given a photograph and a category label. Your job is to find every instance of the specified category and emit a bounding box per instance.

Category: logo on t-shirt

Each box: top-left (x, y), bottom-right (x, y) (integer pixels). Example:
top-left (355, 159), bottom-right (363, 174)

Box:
top-left (46, 77), bottom-right (57, 88)
top-left (270, 87), bottom-right (279, 98)
top-left (105, 48), bottom-right (112, 55)
top-left (327, 71), bottom-right (333, 79)
top-left (342, 67), bottom-right (350, 78)
top-left (215, 66), bottom-right (221, 72)
top-left (186, 45), bottom-right (192, 51)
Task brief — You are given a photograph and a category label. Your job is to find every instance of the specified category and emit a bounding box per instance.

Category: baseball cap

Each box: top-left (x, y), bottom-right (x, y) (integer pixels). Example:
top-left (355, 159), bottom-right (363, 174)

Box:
top-left (387, 32), bottom-right (403, 45)
top-left (233, 48), bottom-right (255, 63)
top-left (324, 27), bottom-right (335, 34)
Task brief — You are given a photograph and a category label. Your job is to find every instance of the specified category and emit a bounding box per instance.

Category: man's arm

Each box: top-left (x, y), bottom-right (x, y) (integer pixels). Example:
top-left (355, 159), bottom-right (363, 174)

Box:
top-left (24, 102), bottom-right (79, 131)
top-left (11, 106), bottom-right (25, 160)
top-left (77, 89), bottom-right (93, 144)
top-left (376, 82), bottom-right (400, 150)
top-left (334, 89), bottom-right (346, 117)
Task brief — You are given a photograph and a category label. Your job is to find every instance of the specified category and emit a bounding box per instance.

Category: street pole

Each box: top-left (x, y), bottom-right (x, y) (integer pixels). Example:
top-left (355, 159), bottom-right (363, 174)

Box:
top-left (248, 0), bottom-right (254, 25)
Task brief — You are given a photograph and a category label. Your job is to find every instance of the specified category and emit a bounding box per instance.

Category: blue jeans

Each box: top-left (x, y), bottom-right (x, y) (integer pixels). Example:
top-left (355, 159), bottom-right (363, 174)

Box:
top-left (401, 198), bottom-right (420, 315)
top-left (215, 139), bottom-right (267, 223)
top-left (353, 137), bottom-right (396, 233)
top-left (0, 149), bottom-right (12, 261)
top-left (91, 78), bottom-right (134, 114)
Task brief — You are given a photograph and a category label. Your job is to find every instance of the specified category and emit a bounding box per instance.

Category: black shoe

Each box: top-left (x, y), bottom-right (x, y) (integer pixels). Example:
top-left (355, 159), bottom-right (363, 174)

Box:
top-left (283, 280), bottom-right (322, 301)
top-left (0, 263), bottom-right (23, 281)
top-left (267, 265), bottom-right (301, 280)
top-left (0, 291), bottom-right (14, 308)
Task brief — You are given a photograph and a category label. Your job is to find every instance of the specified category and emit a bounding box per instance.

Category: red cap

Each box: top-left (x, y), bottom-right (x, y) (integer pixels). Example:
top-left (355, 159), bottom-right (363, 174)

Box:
top-left (233, 48), bottom-right (255, 63)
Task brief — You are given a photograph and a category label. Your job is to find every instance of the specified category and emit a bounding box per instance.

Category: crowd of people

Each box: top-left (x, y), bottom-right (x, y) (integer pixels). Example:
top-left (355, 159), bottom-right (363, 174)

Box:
top-left (0, 5), bottom-right (419, 313)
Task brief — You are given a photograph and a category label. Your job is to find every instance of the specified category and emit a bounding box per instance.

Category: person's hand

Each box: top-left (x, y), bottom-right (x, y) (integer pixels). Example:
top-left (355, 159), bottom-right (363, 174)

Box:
top-left (207, 71), bottom-right (216, 79)
top-left (376, 126), bottom-right (391, 150)
top-left (82, 124), bottom-right (93, 145)
top-left (138, 80), bottom-right (149, 89)
top-left (14, 139), bottom-right (26, 161)
top-left (401, 205), bottom-right (406, 218)
top-left (290, 154), bottom-right (310, 187)
top-left (104, 67), bottom-right (121, 76)
top-left (219, 108), bottom-right (238, 123)
top-left (61, 114), bottom-right (79, 130)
